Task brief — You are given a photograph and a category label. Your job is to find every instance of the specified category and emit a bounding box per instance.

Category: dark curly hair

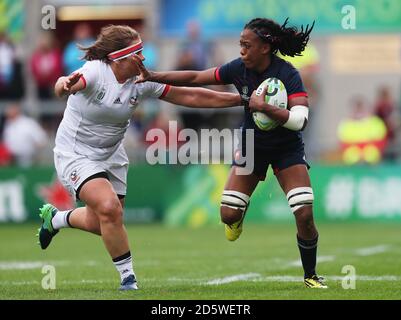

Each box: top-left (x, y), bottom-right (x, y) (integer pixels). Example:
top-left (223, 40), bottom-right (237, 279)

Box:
top-left (244, 18), bottom-right (314, 57)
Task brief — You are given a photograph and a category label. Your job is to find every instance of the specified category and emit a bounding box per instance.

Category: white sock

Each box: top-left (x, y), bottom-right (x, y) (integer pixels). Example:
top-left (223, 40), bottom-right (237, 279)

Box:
top-left (51, 210), bottom-right (73, 230)
top-left (113, 252), bottom-right (135, 282)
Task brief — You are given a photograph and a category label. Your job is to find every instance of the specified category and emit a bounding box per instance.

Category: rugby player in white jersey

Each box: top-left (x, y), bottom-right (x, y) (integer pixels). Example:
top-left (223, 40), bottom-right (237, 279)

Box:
top-left (37, 25), bottom-right (242, 291)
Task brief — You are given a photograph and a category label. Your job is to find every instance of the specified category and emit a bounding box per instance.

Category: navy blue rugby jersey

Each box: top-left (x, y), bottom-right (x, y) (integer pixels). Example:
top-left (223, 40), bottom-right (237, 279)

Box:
top-left (215, 55), bottom-right (307, 151)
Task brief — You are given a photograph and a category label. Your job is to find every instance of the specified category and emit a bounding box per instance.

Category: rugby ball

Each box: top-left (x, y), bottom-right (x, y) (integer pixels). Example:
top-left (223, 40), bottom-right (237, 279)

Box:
top-left (252, 77), bottom-right (287, 131)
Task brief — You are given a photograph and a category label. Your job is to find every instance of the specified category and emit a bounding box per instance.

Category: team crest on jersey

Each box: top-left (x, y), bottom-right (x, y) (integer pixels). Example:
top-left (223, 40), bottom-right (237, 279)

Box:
top-left (94, 88), bottom-right (106, 105)
top-left (241, 86), bottom-right (250, 105)
top-left (70, 170), bottom-right (79, 184)
top-left (129, 95), bottom-right (139, 107)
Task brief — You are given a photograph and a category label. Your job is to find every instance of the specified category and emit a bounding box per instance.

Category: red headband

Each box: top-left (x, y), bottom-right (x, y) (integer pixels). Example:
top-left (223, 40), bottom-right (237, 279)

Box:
top-left (107, 41), bottom-right (143, 61)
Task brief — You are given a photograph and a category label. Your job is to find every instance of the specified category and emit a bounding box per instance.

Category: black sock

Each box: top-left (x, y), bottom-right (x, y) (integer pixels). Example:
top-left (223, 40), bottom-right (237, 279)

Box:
top-left (112, 251), bottom-right (131, 263)
top-left (297, 234), bottom-right (318, 278)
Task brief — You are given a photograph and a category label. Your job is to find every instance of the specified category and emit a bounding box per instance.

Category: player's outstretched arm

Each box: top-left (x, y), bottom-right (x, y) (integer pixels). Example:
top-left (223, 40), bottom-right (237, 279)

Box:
top-left (161, 86), bottom-right (241, 108)
top-left (54, 72), bottom-right (84, 98)
top-left (132, 55), bottom-right (217, 86)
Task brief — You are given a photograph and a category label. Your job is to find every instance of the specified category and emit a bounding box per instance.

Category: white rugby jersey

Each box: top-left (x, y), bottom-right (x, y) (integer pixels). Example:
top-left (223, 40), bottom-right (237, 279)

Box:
top-left (54, 60), bottom-right (169, 160)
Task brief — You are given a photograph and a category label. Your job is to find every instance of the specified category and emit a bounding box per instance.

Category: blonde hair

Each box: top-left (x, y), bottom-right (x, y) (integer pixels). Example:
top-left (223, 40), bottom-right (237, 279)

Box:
top-left (79, 25), bottom-right (139, 63)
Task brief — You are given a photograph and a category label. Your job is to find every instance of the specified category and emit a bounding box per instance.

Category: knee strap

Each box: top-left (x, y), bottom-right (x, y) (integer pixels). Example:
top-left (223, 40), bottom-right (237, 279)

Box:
top-left (221, 190), bottom-right (250, 212)
top-left (287, 187), bottom-right (314, 213)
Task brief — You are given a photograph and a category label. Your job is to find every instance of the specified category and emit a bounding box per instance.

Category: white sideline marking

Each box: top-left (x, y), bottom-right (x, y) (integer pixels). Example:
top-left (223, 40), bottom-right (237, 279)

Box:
top-left (251, 275), bottom-right (401, 282)
top-left (0, 262), bottom-right (44, 270)
top-left (0, 280), bottom-right (40, 286)
top-left (168, 277), bottom-right (206, 282)
top-left (205, 273), bottom-right (261, 285)
top-left (0, 279), bottom-right (114, 286)
top-left (0, 260), bottom-right (104, 270)
top-left (355, 245), bottom-right (390, 256)
top-left (0, 261), bottom-right (68, 270)
top-left (1, 275), bottom-right (399, 287)
top-left (82, 261), bottom-right (98, 266)
top-left (329, 275), bottom-right (400, 281)
top-left (284, 255), bottom-right (335, 268)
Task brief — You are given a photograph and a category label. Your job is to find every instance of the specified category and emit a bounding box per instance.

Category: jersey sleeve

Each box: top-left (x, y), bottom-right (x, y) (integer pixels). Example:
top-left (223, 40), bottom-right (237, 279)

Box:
top-left (76, 61), bottom-right (98, 94)
top-left (138, 81), bottom-right (170, 99)
top-left (215, 59), bottom-right (239, 84)
top-left (285, 68), bottom-right (308, 100)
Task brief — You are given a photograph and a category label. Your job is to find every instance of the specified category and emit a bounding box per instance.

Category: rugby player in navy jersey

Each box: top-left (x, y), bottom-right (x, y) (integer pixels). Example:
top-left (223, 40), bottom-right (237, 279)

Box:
top-left (134, 18), bottom-right (326, 288)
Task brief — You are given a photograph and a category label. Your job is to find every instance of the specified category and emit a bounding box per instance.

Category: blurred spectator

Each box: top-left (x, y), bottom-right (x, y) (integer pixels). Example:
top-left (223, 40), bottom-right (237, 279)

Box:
top-left (176, 20), bottom-right (215, 131)
top-left (337, 97), bottom-right (387, 165)
top-left (373, 86), bottom-right (399, 161)
top-left (0, 142), bottom-right (12, 166)
top-left (3, 103), bottom-right (48, 167)
top-left (124, 107), bottom-right (152, 164)
top-left (0, 32), bottom-right (15, 88)
top-left (30, 32), bottom-right (63, 99)
top-left (177, 20), bottom-right (213, 71)
top-left (63, 23), bottom-right (95, 75)
top-left (144, 108), bottom-right (185, 164)
top-left (0, 32), bottom-right (24, 99)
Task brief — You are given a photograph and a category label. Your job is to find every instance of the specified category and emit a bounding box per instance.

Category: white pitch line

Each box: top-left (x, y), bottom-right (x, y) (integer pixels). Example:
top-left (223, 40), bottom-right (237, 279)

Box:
top-left (0, 260), bottom-right (104, 270)
top-left (0, 261), bottom-right (69, 270)
top-left (0, 280), bottom-right (40, 286)
top-left (1, 275), bottom-right (400, 287)
top-left (355, 245), bottom-right (390, 256)
top-left (205, 273), bottom-right (261, 285)
top-left (0, 279), bottom-right (115, 286)
top-left (0, 262), bottom-right (44, 270)
top-left (251, 275), bottom-right (401, 282)
top-left (284, 255), bottom-right (336, 268)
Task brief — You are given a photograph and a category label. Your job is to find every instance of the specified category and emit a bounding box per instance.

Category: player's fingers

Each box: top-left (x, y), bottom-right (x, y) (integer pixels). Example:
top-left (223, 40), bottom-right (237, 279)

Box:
top-left (132, 54), bottom-right (144, 67)
top-left (71, 73), bottom-right (81, 82)
top-left (249, 90), bottom-right (264, 111)
top-left (134, 77), bottom-right (145, 84)
top-left (133, 55), bottom-right (149, 75)
top-left (69, 72), bottom-right (81, 81)
top-left (261, 85), bottom-right (268, 96)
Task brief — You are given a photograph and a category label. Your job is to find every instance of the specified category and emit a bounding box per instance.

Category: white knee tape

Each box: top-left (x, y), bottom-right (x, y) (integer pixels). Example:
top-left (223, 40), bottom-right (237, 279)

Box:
top-left (286, 187), bottom-right (314, 213)
top-left (221, 190), bottom-right (250, 212)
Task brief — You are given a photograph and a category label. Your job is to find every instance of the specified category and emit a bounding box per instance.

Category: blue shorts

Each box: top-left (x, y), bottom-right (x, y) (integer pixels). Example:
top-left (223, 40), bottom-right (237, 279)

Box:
top-left (233, 144), bottom-right (310, 180)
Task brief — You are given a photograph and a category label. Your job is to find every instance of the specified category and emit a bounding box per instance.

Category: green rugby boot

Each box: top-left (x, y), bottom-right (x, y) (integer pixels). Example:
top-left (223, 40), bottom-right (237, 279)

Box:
top-left (37, 204), bottom-right (59, 250)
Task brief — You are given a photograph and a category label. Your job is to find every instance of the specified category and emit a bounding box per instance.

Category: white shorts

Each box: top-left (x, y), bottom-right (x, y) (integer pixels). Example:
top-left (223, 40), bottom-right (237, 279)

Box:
top-left (54, 144), bottom-right (129, 200)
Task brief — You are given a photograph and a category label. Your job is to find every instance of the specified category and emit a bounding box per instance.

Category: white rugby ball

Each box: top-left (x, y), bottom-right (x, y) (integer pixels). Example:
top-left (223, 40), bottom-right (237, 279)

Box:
top-left (252, 77), bottom-right (287, 131)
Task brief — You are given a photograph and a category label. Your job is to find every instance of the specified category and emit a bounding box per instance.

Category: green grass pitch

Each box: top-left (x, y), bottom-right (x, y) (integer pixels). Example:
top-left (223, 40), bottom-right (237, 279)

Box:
top-left (0, 223), bottom-right (400, 299)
